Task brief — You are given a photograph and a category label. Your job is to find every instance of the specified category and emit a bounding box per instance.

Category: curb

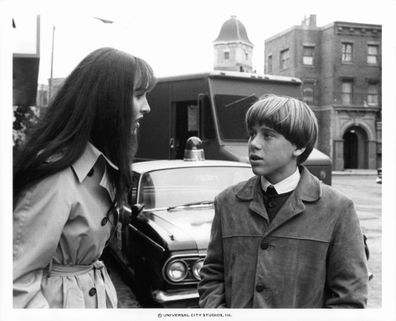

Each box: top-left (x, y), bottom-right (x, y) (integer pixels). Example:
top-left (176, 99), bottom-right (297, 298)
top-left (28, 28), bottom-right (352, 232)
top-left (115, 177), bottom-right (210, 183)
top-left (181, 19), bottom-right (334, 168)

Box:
top-left (332, 170), bottom-right (377, 176)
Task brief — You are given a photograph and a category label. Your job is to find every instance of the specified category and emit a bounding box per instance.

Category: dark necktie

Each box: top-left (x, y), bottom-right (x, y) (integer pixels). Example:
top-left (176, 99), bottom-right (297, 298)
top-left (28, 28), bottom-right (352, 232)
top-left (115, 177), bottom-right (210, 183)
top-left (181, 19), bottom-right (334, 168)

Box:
top-left (266, 185), bottom-right (278, 196)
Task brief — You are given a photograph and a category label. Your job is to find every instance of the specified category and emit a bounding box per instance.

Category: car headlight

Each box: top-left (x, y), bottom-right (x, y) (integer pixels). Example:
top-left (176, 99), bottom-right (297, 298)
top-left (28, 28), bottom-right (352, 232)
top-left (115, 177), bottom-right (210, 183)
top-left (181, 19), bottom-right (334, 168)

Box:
top-left (166, 260), bottom-right (188, 282)
top-left (192, 259), bottom-right (204, 280)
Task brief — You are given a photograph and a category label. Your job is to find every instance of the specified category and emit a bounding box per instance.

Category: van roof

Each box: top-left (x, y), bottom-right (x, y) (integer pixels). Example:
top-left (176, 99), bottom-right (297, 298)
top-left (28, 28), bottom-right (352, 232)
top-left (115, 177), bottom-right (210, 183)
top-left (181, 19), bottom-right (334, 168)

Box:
top-left (156, 70), bottom-right (302, 84)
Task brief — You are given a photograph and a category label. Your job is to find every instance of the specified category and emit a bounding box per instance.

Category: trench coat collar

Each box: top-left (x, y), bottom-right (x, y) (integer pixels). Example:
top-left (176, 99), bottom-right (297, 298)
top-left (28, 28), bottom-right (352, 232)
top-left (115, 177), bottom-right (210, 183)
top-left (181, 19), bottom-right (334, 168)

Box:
top-left (71, 143), bottom-right (119, 201)
top-left (235, 166), bottom-right (322, 227)
top-left (71, 143), bottom-right (118, 184)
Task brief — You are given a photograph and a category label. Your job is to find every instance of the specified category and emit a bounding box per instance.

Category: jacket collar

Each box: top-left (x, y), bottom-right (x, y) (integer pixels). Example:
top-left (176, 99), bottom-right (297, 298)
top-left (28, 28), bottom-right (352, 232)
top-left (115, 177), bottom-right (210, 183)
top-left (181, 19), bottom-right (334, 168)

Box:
top-left (235, 166), bottom-right (322, 232)
top-left (235, 166), bottom-right (321, 203)
top-left (71, 143), bottom-right (118, 183)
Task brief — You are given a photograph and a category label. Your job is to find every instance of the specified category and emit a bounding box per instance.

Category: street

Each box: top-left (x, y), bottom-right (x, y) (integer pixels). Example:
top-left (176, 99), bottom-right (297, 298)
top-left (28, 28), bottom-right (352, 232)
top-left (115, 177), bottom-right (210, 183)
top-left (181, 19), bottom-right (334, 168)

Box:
top-left (332, 173), bottom-right (382, 308)
top-left (105, 173), bottom-right (382, 308)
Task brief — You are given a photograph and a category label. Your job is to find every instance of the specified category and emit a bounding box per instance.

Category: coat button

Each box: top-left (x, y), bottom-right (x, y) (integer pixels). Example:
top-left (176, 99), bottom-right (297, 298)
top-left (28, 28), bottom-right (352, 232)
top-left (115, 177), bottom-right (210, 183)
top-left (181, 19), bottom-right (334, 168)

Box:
top-left (268, 200), bottom-right (276, 208)
top-left (261, 240), bottom-right (270, 250)
top-left (101, 217), bottom-right (108, 226)
top-left (256, 284), bottom-right (265, 292)
top-left (89, 287), bottom-right (97, 296)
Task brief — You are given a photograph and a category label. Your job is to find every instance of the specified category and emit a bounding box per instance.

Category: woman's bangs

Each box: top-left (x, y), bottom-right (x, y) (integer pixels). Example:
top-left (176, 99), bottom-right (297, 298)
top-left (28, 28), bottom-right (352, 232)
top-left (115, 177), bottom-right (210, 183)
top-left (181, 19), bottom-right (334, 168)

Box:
top-left (135, 59), bottom-right (156, 92)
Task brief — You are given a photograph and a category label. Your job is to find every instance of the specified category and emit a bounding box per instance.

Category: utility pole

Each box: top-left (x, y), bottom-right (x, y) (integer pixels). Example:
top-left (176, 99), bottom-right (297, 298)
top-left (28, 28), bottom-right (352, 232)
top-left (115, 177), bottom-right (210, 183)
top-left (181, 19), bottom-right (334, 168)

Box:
top-left (49, 24), bottom-right (55, 101)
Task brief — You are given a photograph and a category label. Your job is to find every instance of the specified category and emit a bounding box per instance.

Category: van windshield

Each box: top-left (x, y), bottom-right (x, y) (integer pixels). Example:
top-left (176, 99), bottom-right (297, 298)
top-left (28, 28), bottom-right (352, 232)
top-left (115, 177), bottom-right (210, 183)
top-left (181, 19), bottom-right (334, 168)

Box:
top-left (214, 94), bottom-right (258, 140)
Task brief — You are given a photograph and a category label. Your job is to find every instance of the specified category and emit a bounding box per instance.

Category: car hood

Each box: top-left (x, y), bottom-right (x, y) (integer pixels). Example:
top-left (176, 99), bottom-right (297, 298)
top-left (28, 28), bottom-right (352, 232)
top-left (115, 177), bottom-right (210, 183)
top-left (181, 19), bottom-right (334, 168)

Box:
top-left (143, 206), bottom-right (214, 252)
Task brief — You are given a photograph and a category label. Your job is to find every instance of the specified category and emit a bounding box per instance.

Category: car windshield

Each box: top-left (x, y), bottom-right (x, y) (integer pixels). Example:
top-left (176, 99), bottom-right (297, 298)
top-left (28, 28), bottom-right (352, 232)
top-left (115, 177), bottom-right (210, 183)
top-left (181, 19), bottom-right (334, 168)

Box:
top-left (138, 166), bottom-right (253, 210)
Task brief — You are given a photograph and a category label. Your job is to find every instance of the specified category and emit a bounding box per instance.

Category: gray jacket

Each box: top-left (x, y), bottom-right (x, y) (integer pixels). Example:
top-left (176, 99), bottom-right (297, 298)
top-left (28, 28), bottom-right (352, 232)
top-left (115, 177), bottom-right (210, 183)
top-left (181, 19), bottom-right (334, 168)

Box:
top-left (198, 166), bottom-right (368, 308)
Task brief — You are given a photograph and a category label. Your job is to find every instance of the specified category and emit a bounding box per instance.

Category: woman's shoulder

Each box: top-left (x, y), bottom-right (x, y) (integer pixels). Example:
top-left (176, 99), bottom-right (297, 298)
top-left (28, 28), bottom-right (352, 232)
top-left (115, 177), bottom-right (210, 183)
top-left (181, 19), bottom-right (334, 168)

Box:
top-left (24, 167), bottom-right (77, 201)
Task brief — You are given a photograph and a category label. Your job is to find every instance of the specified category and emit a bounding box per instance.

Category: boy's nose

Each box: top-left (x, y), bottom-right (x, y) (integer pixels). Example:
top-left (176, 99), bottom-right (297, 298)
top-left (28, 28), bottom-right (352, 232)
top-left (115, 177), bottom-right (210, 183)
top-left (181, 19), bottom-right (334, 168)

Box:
top-left (249, 137), bottom-right (261, 150)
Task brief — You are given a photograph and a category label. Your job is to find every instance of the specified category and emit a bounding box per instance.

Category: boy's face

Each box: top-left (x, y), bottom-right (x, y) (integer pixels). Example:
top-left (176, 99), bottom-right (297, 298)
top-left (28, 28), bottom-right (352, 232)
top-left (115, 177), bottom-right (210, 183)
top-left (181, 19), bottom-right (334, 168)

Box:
top-left (248, 124), bottom-right (305, 184)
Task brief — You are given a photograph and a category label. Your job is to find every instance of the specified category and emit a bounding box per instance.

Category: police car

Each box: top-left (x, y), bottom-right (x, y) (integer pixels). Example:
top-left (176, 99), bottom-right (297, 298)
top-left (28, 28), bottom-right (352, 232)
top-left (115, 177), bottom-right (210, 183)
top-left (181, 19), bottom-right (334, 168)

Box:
top-left (108, 137), bottom-right (253, 307)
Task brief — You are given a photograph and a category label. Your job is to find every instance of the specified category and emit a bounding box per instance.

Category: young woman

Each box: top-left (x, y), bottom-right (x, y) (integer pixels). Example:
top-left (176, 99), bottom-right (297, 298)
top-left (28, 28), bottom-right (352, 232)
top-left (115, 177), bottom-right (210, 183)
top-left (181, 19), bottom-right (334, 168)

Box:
top-left (13, 47), bottom-right (156, 308)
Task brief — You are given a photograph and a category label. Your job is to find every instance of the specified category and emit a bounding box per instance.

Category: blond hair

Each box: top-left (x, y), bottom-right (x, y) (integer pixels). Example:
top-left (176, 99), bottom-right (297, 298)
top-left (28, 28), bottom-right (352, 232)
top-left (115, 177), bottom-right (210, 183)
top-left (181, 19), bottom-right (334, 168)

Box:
top-left (245, 94), bottom-right (318, 164)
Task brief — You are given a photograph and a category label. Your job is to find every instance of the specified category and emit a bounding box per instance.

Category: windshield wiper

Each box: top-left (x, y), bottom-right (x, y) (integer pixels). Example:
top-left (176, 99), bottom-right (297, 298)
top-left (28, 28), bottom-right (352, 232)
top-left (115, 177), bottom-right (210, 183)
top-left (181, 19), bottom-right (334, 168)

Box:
top-left (224, 93), bottom-right (257, 108)
top-left (167, 201), bottom-right (214, 211)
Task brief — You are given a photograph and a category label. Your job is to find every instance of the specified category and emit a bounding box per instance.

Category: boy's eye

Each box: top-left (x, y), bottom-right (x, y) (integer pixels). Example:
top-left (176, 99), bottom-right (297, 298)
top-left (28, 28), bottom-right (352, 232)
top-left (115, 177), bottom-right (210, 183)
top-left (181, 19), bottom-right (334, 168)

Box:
top-left (261, 129), bottom-right (276, 139)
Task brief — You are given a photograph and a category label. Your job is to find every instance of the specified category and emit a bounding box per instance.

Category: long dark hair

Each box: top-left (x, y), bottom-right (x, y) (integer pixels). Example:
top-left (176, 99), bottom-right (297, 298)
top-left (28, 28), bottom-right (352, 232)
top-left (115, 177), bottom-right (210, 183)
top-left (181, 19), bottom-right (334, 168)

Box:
top-left (13, 47), bottom-right (156, 205)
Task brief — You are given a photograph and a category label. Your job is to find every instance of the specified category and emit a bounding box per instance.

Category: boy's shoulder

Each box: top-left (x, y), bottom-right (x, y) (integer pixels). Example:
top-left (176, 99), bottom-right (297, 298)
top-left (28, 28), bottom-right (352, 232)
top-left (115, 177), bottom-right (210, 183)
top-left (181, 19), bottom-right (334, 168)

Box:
top-left (300, 168), bottom-right (353, 210)
top-left (320, 181), bottom-right (354, 205)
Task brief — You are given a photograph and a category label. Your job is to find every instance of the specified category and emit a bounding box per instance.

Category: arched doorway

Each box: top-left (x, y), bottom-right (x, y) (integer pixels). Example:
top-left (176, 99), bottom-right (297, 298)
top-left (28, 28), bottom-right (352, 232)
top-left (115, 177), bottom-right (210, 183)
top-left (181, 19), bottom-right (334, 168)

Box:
top-left (343, 126), bottom-right (368, 169)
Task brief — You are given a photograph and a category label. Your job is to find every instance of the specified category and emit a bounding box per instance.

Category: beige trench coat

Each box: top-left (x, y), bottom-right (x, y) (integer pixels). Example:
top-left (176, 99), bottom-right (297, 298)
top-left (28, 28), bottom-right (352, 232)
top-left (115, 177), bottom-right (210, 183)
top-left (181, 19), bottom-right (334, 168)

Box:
top-left (13, 143), bottom-right (118, 308)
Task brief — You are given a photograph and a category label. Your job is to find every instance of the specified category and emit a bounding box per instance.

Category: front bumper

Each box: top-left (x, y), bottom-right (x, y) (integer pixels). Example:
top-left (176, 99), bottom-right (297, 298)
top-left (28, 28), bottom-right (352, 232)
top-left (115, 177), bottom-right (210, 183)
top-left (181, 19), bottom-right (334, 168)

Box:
top-left (153, 288), bottom-right (199, 307)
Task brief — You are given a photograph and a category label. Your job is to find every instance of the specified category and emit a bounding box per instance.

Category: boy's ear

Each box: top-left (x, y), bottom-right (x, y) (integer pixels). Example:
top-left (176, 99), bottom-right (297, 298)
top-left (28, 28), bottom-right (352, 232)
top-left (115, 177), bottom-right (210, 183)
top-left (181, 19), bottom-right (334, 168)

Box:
top-left (293, 146), bottom-right (306, 157)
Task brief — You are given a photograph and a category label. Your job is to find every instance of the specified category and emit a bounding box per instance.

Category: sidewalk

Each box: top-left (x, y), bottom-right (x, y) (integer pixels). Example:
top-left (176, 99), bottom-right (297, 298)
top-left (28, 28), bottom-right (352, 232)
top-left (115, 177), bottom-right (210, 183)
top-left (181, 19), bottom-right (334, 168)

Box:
top-left (332, 169), bottom-right (377, 176)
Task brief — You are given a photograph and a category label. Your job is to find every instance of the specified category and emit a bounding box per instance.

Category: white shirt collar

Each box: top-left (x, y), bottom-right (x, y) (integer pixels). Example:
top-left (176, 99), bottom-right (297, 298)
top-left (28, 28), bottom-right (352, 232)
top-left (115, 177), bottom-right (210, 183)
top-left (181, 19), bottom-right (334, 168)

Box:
top-left (260, 168), bottom-right (300, 194)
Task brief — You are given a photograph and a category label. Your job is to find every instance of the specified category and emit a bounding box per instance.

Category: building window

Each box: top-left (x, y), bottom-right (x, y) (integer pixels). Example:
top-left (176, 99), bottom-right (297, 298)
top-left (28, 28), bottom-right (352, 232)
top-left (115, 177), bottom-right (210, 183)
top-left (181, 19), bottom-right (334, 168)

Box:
top-left (267, 54), bottom-right (272, 73)
top-left (303, 87), bottom-right (314, 104)
top-left (342, 43), bottom-right (353, 62)
top-left (224, 50), bottom-right (230, 60)
top-left (303, 46), bottom-right (314, 65)
top-left (280, 49), bottom-right (289, 70)
top-left (367, 83), bottom-right (379, 106)
top-left (341, 80), bottom-right (353, 105)
top-left (245, 50), bottom-right (249, 61)
top-left (367, 45), bottom-right (379, 64)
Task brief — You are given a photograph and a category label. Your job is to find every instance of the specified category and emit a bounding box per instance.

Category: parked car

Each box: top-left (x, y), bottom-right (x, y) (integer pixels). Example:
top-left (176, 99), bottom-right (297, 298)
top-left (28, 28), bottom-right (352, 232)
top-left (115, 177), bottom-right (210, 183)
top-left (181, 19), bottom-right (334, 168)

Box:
top-left (106, 137), bottom-right (370, 307)
top-left (107, 138), bottom-right (253, 307)
top-left (376, 168), bottom-right (382, 184)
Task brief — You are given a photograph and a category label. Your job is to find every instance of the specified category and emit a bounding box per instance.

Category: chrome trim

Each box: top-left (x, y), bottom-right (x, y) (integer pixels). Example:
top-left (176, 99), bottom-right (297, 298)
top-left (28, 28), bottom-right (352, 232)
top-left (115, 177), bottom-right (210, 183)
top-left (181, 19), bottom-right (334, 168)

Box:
top-left (162, 253), bottom-right (206, 285)
top-left (192, 258), bottom-right (205, 280)
top-left (166, 260), bottom-right (188, 282)
top-left (152, 288), bottom-right (199, 303)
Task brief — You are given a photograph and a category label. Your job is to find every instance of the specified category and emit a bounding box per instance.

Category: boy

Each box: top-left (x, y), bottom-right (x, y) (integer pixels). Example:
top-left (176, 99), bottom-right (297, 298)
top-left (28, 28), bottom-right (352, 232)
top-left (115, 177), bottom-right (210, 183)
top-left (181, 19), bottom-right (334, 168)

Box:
top-left (198, 95), bottom-right (368, 308)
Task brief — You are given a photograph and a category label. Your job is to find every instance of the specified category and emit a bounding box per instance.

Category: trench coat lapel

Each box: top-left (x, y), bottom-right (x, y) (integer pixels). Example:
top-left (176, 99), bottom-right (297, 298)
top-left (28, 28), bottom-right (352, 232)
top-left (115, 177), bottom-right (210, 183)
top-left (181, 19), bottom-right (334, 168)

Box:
top-left (264, 166), bottom-right (322, 236)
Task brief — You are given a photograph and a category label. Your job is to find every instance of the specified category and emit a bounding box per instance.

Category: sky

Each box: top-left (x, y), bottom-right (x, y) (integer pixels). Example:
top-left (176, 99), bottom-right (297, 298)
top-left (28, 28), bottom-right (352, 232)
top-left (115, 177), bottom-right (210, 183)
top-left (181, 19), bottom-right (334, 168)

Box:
top-left (10, 0), bottom-right (391, 84)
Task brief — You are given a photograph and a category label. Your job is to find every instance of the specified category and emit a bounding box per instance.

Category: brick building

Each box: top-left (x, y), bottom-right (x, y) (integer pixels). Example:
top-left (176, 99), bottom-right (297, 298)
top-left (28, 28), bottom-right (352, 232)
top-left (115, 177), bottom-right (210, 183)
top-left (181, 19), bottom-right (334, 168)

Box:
top-left (264, 15), bottom-right (381, 170)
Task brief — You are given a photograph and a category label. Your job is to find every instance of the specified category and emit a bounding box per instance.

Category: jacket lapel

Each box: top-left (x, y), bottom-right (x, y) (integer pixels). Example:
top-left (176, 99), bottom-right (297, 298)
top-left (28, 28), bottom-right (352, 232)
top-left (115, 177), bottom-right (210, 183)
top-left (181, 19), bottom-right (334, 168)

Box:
top-left (264, 166), bottom-right (322, 236)
top-left (235, 176), bottom-right (270, 222)
top-left (263, 191), bottom-right (305, 236)
top-left (234, 167), bottom-right (322, 231)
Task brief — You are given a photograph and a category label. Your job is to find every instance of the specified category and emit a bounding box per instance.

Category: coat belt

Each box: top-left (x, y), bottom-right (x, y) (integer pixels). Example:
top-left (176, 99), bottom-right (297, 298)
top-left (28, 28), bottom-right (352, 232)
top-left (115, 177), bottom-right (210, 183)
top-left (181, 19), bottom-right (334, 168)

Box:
top-left (47, 260), bottom-right (117, 308)
top-left (48, 260), bottom-right (105, 277)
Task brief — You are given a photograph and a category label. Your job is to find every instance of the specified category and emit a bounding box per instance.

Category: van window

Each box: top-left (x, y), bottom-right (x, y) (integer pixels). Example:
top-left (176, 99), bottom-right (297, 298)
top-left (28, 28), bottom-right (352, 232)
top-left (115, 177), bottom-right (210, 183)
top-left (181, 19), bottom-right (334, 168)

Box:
top-left (214, 94), bottom-right (258, 140)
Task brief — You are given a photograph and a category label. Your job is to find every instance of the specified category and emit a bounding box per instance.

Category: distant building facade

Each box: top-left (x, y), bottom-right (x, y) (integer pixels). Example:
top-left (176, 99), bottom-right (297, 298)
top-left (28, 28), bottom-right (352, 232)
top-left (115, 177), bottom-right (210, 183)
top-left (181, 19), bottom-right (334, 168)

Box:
top-left (36, 77), bottom-right (65, 109)
top-left (213, 16), bottom-right (254, 72)
top-left (264, 15), bottom-right (382, 170)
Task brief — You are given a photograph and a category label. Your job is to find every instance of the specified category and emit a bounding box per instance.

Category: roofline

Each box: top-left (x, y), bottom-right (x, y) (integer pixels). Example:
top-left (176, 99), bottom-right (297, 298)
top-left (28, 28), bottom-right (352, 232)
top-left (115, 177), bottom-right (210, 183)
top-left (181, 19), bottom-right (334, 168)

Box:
top-left (321, 21), bottom-right (382, 31)
top-left (213, 40), bottom-right (254, 47)
top-left (265, 26), bottom-right (300, 43)
top-left (155, 70), bottom-right (302, 84)
top-left (265, 21), bottom-right (382, 43)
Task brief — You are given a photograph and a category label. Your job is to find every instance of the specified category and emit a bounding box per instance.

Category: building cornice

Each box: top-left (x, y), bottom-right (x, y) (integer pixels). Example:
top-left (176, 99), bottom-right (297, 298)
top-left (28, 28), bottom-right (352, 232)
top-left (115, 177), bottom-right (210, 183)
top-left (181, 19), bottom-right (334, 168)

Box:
top-left (333, 105), bottom-right (381, 112)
